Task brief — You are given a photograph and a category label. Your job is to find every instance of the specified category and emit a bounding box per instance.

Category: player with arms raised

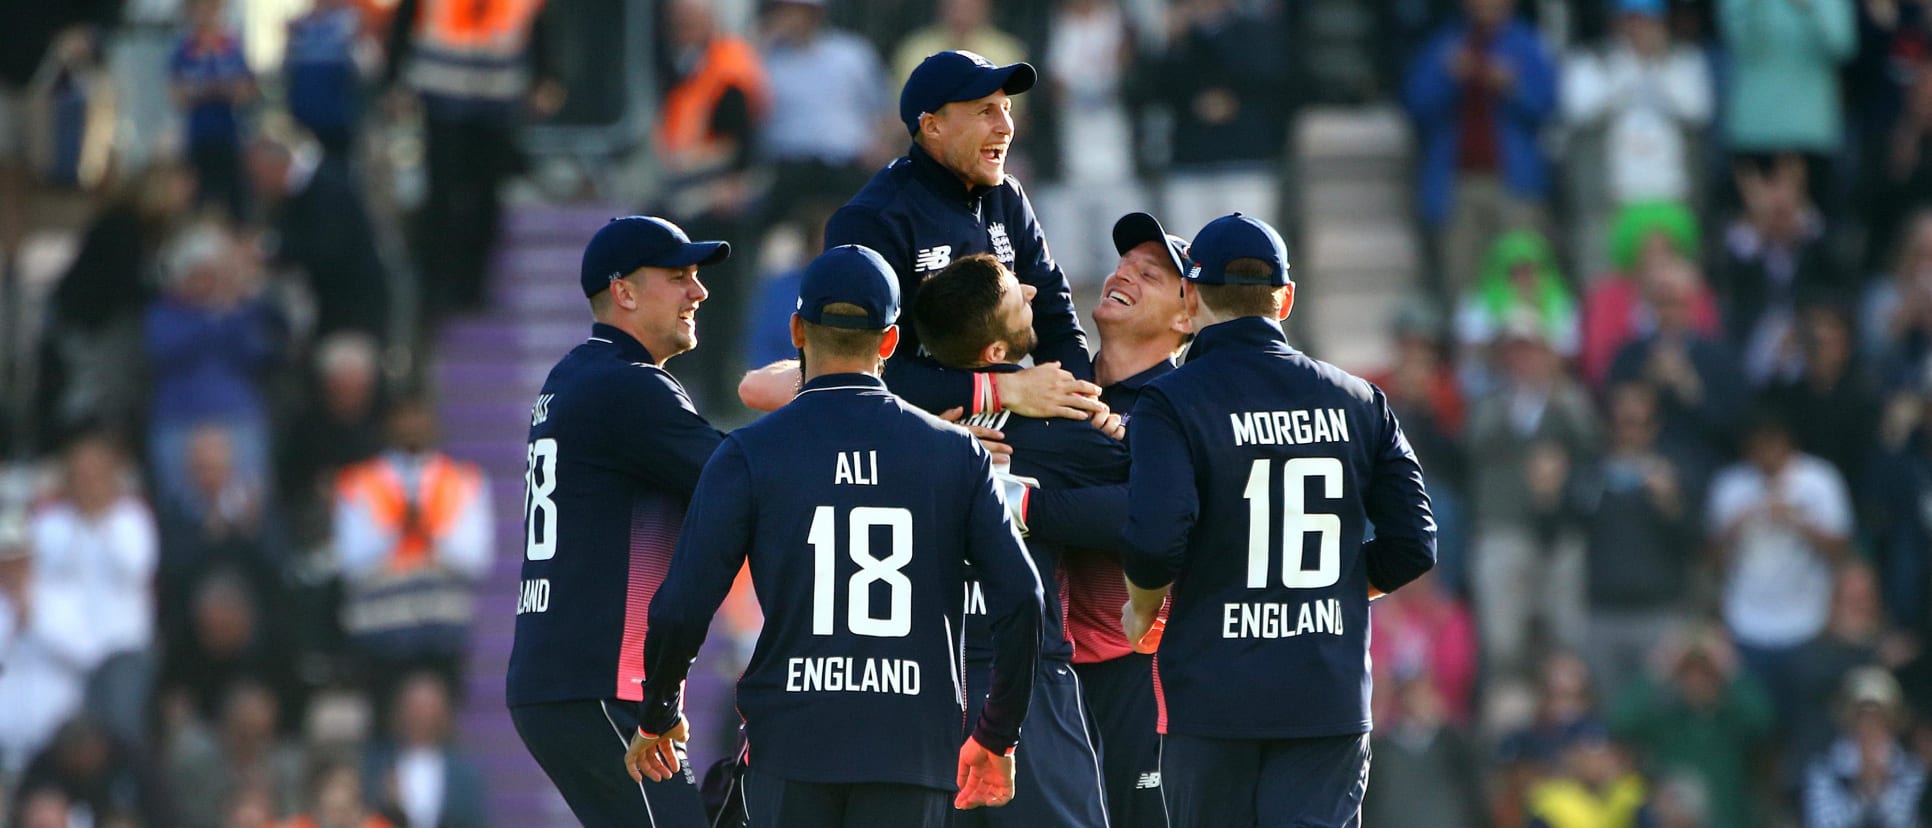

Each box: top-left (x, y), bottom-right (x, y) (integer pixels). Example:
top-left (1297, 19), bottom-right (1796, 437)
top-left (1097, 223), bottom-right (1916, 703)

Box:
top-left (1120, 214), bottom-right (1437, 827)
top-left (626, 245), bottom-right (1045, 827)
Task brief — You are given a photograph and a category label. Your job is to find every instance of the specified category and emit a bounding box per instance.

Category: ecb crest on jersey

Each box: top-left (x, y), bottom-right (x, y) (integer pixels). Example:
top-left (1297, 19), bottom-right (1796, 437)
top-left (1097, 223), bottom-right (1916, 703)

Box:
top-left (989, 223), bottom-right (1015, 264)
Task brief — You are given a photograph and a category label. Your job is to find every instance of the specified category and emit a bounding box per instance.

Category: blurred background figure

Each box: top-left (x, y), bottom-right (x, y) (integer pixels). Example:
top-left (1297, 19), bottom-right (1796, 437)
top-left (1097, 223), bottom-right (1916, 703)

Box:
top-left (1802, 666), bottom-right (1925, 828)
top-left (1364, 675), bottom-right (1489, 828)
top-left (165, 678), bottom-right (306, 826)
top-left (362, 671), bottom-right (487, 828)
top-left (1156, 0), bottom-right (1292, 237)
top-left (1611, 625), bottom-right (1773, 828)
top-left (1521, 719), bottom-right (1651, 828)
top-left (171, 0), bottom-right (256, 222)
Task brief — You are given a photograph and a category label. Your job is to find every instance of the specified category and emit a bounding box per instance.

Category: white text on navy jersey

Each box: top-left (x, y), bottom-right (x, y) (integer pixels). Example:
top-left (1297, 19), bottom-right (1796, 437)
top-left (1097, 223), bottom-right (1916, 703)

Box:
top-left (834, 450), bottom-right (880, 486)
top-left (785, 657), bottom-right (922, 695)
top-left (1230, 408), bottom-right (1350, 448)
top-left (1222, 598), bottom-right (1344, 639)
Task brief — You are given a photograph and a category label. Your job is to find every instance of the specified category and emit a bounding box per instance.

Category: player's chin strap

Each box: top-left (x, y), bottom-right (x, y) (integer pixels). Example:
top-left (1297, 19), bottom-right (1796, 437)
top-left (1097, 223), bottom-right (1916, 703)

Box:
top-left (992, 467), bottom-right (1038, 537)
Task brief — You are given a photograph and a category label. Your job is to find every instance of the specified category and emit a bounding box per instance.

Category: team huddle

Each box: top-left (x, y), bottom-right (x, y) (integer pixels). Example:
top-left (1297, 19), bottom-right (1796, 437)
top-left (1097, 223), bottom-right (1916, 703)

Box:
top-left (506, 50), bottom-right (1438, 828)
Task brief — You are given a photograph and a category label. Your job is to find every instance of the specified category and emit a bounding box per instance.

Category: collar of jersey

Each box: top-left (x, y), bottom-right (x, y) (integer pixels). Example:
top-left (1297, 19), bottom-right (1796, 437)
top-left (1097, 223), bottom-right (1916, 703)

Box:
top-left (587, 322), bottom-right (659, 365)
top-left (1112, 358), bottom-right (1177, 391)
top-left (1185, 316), bottom-right (1293, 362)
top-left (907, 142), bottom-right (994, 205)
top-left (797, 372), bottom-right (887, 395)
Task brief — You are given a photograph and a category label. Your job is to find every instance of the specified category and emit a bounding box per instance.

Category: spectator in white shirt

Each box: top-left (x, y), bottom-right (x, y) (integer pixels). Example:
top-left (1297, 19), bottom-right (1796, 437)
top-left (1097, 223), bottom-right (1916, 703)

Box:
top-left (365, 672), bottom-right (487, 828)
top-left (26, 434), bottom-right (159, 751)
top-left (1562, 0), bottom-right (1713, 275)
top-left (1706, 411), bottom-right (1853, 725)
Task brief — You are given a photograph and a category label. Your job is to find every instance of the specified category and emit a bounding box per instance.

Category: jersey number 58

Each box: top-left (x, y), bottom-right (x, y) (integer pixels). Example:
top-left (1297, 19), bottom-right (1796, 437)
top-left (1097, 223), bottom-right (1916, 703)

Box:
top-left (1244, 457), bottom-right (1344, 589)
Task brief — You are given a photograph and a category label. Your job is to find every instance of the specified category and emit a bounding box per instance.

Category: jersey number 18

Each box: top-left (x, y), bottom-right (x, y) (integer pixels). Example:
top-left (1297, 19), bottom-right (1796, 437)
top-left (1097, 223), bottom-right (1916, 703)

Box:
top-left (808, 506), bottom-right (914, 638)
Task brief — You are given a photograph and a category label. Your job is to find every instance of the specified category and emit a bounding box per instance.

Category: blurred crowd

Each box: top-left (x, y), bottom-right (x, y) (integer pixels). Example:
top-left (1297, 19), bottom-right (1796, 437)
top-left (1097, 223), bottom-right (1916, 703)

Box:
top-left (0, 0), bottom-right (1929, 825)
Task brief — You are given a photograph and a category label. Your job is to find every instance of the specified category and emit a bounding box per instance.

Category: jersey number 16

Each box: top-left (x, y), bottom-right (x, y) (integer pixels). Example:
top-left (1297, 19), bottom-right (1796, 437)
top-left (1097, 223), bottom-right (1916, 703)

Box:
top-left (1244, 457), bottom-right (1344, 589)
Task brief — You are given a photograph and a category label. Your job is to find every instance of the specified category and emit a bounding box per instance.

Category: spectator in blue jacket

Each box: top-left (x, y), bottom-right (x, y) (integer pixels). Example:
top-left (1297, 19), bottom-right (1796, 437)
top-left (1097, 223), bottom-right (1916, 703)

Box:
top-left (1403, 0), bottom-right (1557, 299)
top-left (144, 223), bottom-right (285, 515)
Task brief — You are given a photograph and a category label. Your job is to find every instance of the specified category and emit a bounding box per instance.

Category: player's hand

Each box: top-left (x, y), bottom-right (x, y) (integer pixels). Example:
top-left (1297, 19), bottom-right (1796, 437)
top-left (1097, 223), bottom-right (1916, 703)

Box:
top-left (1091, 408), bottom-right (1125, 441)
top-left (739, 360), bottom-right (800, 412)
top-left (940, 407), bottom-right (1013, 465)
top-left (1122, 600), bottom-right (1163, 654)
top-left (624, 718), bottom-right (690, 783)
top-left (954, 738), bottom-right (1017, 809)
top-left (994, 363), bottom-right (1105, 421)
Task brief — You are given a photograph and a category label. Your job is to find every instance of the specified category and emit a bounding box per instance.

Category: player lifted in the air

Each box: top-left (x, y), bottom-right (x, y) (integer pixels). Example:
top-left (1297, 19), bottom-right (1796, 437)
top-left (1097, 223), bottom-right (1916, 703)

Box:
top-left (626, 245), bottom-right (1046, 828)
top-left (1121, 213), bottom-right (1437, 828)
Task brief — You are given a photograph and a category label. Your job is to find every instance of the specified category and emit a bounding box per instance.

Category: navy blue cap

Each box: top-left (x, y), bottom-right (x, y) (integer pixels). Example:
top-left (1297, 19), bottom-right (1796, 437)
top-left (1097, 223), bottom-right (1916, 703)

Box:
top-left (899, 50), bottom-right (1036, 135)
top-left (1185, 212), bottom-right (1292, 286)
top-left (797, 245), bottom-right (901, 330)
top-left (579, 216), bottom-right (730, 297)
top-left (1112, 212), bottom-right (1191, 279)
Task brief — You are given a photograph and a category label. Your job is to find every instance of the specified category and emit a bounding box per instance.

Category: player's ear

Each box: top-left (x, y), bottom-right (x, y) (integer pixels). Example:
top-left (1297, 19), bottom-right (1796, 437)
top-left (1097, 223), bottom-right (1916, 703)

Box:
top-left (1174, 285), bottom-right (1198, 335)
top-left (1278, 283), bottom-right (1295, 321)
top-left (980, 340), bottom-right (1005, 367)
top-left (878, 325), bottom-right (900, 360)
top-left (789, 313), bottom-right (807, 349)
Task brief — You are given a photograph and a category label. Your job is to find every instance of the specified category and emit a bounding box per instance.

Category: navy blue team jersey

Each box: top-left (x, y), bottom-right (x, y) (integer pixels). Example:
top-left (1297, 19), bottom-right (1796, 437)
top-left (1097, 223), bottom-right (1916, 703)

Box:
top-left (959, 368), bottom-right (1129, 664)
top-left (1122, 317), bottom-right (1436, 739)
top-left (506, 323), bottom-right (724, 707)
top-left (825, 145), bottom-right (1091, 413)
top-left (639, 373), bottom-right (1044, 791)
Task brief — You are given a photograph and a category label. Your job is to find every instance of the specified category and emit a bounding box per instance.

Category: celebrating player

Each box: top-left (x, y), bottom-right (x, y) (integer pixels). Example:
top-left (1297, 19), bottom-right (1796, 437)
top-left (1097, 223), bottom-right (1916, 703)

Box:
top-left (505, 216), bottom-right (726, 826)
top-left (626, 245), bottom-right (1045, 828)
top-left (742, 49), bottom-right (1103, 423)
top-left (1059, 212), bottom-right (1195, 828)
top-left (1120, 213), bottom-right (1438, 827)
top-left (911, 253), bottom-right (1128, 828)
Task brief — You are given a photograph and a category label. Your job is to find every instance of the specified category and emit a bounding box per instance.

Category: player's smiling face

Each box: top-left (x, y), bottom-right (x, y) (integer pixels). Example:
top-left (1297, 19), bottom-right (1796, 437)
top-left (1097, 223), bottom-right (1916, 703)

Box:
top-left (1095, 241), bottom-right (1190, 341)
top-left (627, 264), bottom-right (709, 361)
top-left (924, 91), bottom-right (1013, 189)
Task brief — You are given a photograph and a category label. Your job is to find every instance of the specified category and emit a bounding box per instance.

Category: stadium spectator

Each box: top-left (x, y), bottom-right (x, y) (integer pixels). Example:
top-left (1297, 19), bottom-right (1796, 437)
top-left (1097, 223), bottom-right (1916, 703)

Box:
top-left (1861, 209), bottom-right (1932, 372)
top-left (0, 0), bottom-right (118, 256)
top-left (1495, 653), bottom-right (1601, 825)
top-left (1707, 411), bottom-right (1855, 721)
top-left (1454, 228), bottom-right (1579, 371)
top-left (1608, 258), bottom-right (1746, 490)
top-left (286, 757), bottom-right (394, 828)
top-left (383, 0), bottom-right (562, 316)
top-left (1848, 0), bottom-right (1932, 271)
top-left (1714, 157), bottom-right (1845, 388)
top-left (0, 504), bottom-right (91, 776)
top-left (144, 222), bottom-right (284, 514)
top-left (36, 162), bottom-right (193, 446)
top-left (171, 0), bottom-right (256, 222)
top-left (1522, 719), bottom-right (1652, 828)
top-left (1802, 666), bottom-right (1926, 828)
top-left (1467, 316), bottom-right (1600, 676)
top-left (1789, 563), bottom-right (1906, 769)
top-left (248, 121), bottom-right (393, 344)
top-left (1155, 0), bottom-right (1293, 236)
top-left (1368, 574), bottom-right (1480, 724)
top-left (284, 0), bottom-right (368, 159)
top-left (1565, 381), bottom-right (1697, 700)
top-left (1718, 0), bottom-right (1854, 195)
top-left (1403, 0), bottom-right (1557, 297)
top-left (1560, 0), bottom-right (1713, 274)
top-left (652, 0), bottom-right (769, 413)
top-left (13, 716), bottom-right (164, 827)
top-left (28, 434), bottom-right (158, 751)
top-left (278, 332), bottom-right (388, 538)
top-left (757, 0), bottom-right (890, 229)
top-left (156, 424), bottom-right (285, 656)
top-left (892, 0), bottom-right (1026, 88)
top-left (157, 569), bottom-right (283, 725)
top-left (1364, 676), bottom-right (1489, 828)
top-left (1033, 0), bottom-right (1145, 285)
top-left (166, 679), bottom-right (306, 825)
top-left (1578, 200), bottom-right (1720, 389)
top-left (1610, 625), bottom-right (1774, 828)
top-left (363, 672), bottom-right (486, 828)
top-left (333, 395), bottom-right (492, 718)
top-left (1763, 304), bottom-right (1882, 496)
top-left (1866, 382), bottom-right (1932, 631)
top-left (1369, 302), bottom-right (1472, 594)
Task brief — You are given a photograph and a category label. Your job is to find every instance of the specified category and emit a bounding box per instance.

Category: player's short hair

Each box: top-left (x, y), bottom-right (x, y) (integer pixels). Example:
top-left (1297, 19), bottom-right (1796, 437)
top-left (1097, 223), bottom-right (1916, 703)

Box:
top-left (911, 253), bottom-right (1009, 369)
top-left (801, 302), bottom-right (890, 359)
top-left (1196, 259), bottom-right (1287, 319)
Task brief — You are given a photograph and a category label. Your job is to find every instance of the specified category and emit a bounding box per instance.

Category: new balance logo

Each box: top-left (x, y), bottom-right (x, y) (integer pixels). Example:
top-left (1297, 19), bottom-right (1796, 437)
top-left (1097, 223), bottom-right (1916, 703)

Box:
top-left (914, 245), bottom-right (953, 273)
top-left (1136, 772), bottom-right (1162, 790)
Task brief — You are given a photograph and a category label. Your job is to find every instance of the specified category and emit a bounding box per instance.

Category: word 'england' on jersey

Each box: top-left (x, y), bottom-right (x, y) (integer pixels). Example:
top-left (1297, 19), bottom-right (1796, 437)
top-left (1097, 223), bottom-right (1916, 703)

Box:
top-left (786, 656), bottom-right (921, 694)
top-left (1224, 597), bottom-right (1344, 639)
top-left (1230, 408), bottom-right (1350, 447)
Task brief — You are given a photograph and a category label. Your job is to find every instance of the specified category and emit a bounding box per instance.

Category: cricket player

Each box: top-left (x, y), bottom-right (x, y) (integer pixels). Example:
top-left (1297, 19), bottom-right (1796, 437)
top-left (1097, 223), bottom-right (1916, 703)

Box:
top-left (911, 253), bottom-right (1129, 827)
top-left (506, 216), bottom-right (726, 827)
top-left (626, 245), bottom-right (1045, 828)
top-left (1121, 213), bottom-right (1437, 828)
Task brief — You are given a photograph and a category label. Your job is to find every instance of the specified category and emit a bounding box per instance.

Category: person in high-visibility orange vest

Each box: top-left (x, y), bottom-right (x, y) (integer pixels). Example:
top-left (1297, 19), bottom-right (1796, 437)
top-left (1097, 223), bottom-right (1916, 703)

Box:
top-left (333, 394), bottom-right (493, 718)
top-left (382, 0), bottom-right (562, 317)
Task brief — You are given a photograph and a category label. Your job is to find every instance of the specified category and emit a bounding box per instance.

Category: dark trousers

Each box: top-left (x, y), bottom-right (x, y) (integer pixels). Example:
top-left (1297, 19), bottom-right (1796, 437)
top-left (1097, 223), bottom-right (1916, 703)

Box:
top-left (961, 659), bottom-right (1110, 827)
top-left (189, 139), bottom-right (247, 223)
top-left (418, 115), bottom-right (516, 316)
top-left (1160, 732), bottom-right (1371, 828)
top-left (743, 771), bottom-right (951, 828)
top-left (511, 699), bottom-right (710, 827)
top-left (1077, 654), bottom-right (1164, 828)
